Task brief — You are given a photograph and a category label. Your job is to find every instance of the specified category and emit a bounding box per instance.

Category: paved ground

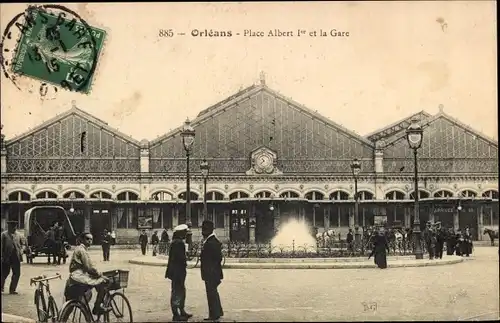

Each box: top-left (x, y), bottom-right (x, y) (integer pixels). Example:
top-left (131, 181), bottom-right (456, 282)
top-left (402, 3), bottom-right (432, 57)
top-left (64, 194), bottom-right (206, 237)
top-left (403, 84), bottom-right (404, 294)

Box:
top-left (2, 247), bottom-right (499, 322)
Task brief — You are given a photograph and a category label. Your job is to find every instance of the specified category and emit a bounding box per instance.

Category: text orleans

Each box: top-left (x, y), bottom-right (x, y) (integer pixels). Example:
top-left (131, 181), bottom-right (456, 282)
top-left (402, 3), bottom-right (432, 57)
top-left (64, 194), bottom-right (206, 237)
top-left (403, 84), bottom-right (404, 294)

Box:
top-left (191, 29), bottom-right (232, 37)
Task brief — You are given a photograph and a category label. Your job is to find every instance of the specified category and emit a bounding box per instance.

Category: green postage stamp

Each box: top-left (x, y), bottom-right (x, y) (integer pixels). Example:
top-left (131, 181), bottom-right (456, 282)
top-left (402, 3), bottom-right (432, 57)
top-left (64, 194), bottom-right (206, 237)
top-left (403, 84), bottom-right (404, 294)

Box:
top-left (10, 7), bottom-right (106, 94)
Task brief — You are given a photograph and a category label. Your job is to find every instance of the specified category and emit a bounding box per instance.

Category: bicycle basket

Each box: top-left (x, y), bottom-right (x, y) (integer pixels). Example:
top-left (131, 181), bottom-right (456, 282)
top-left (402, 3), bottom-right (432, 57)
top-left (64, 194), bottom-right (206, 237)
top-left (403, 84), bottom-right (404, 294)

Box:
top-left (102, 270), bottom-right (129, 290)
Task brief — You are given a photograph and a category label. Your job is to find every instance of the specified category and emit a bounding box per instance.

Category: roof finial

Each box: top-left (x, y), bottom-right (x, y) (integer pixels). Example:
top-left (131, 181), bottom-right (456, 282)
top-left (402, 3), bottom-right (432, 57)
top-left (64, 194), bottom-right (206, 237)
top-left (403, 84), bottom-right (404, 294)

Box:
top-left (260, 71), bottom-right (266, 85)
top-left (438, 104), bottom-right (444, 113)
top-left (71, 100), bottom-right (77, 109)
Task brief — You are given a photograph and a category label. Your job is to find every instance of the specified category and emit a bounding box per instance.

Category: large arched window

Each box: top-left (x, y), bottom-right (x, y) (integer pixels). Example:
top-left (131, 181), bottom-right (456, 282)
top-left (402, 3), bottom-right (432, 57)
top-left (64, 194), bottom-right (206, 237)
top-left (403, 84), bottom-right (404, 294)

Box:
top-left (8, 191), bottom-right (31, 201)
top-left (385, 191), bottom-right (405, 200)
top-left (433, 190), bottom-right (454, 198)
top-left (150, 191), bottom-right (173, 201)
top-left (279, 191), bottom-right (300, 198)
top-left (117, 191), bottom-right (139, 201)
top-left (206, 191), bottom-right (225, 201)
top-left (89, 191), bottom-right (112, 199)
top-left (305, 191), bottom-right (324, 200)
top-left (35, 191), bottom-right (58, 199)
top-left (358, 191), bottom-right (374, 200)
top-left (409, 191), bottom-right (430, 199)
top-left (63, 191), bottom-right (85, 199)
top-left (329, 191), bottom-right (349, 200)
top-left (254, 191), bottom-right (273, 198)
top-left (6, 191), bottom-right (31, 229)
top-left (482, 190), bottom-right (499, 199)
top-left (229, 191), bottom-right (250, 200)
top-left (460, 190), bottom-right (477, 198)
top-left (178, 192), bottom-right (199, 200)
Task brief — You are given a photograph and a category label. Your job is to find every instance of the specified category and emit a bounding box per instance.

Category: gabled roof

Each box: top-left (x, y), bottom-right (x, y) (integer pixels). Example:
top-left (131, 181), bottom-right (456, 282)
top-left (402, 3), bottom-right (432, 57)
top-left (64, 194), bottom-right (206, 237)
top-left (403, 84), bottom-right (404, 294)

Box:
top-left (365, 110), bottom-right (433, 142)
top-left (5, 104), bottom-right (141, 147)
top-left (383, 107), bottom-right (498, 148)
top-left (150, 82), bottom-right (374, 148)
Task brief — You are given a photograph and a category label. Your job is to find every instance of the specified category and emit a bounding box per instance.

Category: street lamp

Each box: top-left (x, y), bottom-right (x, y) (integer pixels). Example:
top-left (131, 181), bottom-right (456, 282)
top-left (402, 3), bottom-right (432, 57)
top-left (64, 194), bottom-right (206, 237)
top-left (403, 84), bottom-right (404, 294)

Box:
top-left (351, 158), bottom-right (361, 227)
top-left (200, 158), bottom-right (210, 221)
top-left (181, 118), bottom-right (196, 224)
top-left (406, 117), bottom-right (424, 260)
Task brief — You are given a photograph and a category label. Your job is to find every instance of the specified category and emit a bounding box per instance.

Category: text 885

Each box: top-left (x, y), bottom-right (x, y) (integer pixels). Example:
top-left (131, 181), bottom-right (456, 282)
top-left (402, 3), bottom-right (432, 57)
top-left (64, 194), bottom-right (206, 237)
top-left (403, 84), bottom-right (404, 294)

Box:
top-left (159, 29), bottom-right (174, 37)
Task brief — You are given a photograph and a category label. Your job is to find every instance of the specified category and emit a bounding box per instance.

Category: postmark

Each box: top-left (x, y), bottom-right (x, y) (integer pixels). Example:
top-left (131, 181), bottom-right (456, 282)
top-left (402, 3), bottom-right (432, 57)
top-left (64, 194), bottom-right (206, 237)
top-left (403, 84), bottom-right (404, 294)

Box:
top-left (0, 4), bottom-right (106, 95)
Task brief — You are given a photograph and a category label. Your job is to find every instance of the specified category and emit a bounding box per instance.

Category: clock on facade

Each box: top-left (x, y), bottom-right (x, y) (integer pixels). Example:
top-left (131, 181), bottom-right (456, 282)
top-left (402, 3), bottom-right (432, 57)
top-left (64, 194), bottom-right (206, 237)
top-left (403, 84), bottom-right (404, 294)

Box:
top-left (246, 146), bottom-right (282, 175)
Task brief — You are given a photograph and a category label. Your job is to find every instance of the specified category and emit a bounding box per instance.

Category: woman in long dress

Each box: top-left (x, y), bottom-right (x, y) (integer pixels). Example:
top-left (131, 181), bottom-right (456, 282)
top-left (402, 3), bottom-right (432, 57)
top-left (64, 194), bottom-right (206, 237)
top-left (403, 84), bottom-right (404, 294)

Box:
top-left (369, 228), bottom-right (390, 269)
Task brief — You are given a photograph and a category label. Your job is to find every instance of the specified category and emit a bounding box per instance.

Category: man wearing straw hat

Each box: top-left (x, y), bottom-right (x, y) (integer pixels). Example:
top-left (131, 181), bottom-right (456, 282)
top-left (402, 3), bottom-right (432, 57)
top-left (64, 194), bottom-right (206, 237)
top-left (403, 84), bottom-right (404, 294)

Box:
top-left (165, 224), bottom-right (193, 321)
top-left (1, 220), bottom-right (23, 294)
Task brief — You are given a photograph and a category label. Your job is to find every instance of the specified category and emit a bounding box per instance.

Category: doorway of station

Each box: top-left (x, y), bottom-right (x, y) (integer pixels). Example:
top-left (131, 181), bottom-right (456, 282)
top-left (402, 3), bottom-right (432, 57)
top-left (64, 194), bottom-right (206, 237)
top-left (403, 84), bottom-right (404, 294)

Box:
top-left (229, 208), bottom-right (249, 242)
top-left (90, 208), bottom-right (111, 245)
top-left (254, 204), bottom-right (274, 243)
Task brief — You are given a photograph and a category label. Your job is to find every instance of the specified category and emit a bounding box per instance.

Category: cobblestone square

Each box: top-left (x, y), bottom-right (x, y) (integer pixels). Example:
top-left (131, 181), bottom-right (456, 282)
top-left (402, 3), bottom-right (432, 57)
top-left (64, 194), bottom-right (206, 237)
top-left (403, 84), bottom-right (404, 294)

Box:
top-left (1, 247), bottom-right (498, 322)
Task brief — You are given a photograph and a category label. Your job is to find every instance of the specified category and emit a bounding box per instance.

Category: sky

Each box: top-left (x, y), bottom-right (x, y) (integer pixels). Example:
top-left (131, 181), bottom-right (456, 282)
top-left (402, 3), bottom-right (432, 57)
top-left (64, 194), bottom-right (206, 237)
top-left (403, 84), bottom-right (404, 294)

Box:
top-left (0, 1), bottom-right (497, 142)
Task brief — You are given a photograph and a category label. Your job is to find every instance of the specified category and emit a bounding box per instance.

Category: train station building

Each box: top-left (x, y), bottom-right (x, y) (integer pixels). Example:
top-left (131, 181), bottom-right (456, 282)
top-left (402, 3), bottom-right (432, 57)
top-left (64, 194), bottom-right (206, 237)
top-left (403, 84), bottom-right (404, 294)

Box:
top-left (1, 77), bottom-right (498, 244)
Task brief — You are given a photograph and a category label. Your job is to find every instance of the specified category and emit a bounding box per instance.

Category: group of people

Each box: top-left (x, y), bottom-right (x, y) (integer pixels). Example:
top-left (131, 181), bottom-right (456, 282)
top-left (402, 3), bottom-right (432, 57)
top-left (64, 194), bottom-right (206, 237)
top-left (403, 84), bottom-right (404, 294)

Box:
top-left (166, 220), bottom-right (224, 322)
top-left (138, 224), bottom-right (195, 257)
top-left (41, 221), bottom-right (67, 265)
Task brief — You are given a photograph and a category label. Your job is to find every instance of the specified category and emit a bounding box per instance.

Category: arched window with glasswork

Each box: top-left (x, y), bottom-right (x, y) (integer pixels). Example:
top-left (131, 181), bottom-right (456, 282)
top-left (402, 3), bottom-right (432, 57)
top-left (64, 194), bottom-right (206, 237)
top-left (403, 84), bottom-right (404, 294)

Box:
top-left (328, 191), bottom-right (349, 228)
top-left (481, 190), bottom-right (499, 227)
top-left (115, 191), bottom-right (140, 229)
top-left (6, 191), bottom-right (31, 228)
top-left (384, 190), bottom-right (406, 227)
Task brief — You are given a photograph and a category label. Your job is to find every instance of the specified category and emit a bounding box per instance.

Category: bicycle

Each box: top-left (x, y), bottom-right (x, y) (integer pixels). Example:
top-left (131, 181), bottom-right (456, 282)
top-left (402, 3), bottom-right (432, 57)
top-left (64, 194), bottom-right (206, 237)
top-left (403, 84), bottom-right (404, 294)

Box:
top-left (58, 269), bottom-right (133, 322)
top-left (30, 273), bottom-right (62, 323)
top-left (187, 241), bottom-right (226, 269)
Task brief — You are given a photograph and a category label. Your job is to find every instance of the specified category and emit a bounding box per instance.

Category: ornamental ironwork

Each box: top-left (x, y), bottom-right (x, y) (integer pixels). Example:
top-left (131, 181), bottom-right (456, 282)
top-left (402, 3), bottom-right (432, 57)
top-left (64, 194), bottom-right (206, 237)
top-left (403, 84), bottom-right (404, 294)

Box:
top-left (149, 90), bottom-right (374, 162)
top-left (6, 114), bottom-right (140, 173)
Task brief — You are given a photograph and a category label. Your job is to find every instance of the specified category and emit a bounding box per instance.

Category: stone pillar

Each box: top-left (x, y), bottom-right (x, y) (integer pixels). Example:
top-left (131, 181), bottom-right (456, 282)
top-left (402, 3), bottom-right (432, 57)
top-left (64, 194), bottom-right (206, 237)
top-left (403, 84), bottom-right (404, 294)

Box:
top-left (477, 206), bottom-right (484, 241)
top-left (249, 210), bottom-right (256, 244)
top-left (429, 204), bottom-right (435, 223)
top-left (324, 206), bottom-right (330, 230)
top-left (223, 208), bottom-right (230, 241)
top-left (172, 207), bottom-right (179, 227)
top-left (453, 209), bottom-right (459, 231)
top-left (404, 208), bottom-right (411, 228)
top-left (348, 207), bottom-right (354, 229)
top-left (273, 204), bottom-right (281, 233)
top-left (84, 205), bottom-right (91, 232)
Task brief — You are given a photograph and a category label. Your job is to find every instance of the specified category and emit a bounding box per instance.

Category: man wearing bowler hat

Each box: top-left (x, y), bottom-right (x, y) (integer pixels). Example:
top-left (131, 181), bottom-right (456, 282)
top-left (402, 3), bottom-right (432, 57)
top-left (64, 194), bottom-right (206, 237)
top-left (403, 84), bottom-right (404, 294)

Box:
top-left (1, 220), bottom-right (23, 294)
top-left (200, 220), bottom-right (224, 321)
top-left (165, 224), bottom-right (192, 321)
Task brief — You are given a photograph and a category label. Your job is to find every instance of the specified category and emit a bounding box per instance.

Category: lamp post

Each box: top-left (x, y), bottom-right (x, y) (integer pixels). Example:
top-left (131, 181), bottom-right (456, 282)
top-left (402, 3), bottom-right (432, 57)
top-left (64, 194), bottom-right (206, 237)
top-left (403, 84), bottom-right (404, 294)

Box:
top-left (200, 158), bottom-right (210, 221)
top-left (406, 117), bottom-right (424, 260)
top-left (181, 118), bottom-right (196, 224)
top-left (350, 158), bottom-right (361, 227)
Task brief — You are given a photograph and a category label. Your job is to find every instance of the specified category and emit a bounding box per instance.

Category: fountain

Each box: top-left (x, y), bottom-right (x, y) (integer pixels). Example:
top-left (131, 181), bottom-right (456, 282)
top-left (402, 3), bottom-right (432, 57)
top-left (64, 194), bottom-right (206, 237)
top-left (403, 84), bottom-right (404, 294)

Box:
top-left (270, 218), bottom-right (317, 252)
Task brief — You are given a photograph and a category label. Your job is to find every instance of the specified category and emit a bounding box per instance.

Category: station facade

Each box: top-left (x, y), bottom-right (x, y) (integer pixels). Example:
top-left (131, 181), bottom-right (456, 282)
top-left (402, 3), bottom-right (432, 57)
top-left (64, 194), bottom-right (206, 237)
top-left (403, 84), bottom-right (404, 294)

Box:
top-left (1, 78), bottom-right (498, 244)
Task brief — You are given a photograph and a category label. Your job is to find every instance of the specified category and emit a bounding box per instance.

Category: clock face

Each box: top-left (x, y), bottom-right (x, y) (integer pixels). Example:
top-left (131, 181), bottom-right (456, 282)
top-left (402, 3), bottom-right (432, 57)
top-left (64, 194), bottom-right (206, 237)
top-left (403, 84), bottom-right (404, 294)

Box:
top-left (256, 154), bottom-right (273, 169)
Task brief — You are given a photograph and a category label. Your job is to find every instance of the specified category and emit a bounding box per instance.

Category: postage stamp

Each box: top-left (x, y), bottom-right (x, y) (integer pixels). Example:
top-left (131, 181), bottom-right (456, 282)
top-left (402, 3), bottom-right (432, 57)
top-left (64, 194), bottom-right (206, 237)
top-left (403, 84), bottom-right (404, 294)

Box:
top-left (1, 4), bottom-right (106, 94)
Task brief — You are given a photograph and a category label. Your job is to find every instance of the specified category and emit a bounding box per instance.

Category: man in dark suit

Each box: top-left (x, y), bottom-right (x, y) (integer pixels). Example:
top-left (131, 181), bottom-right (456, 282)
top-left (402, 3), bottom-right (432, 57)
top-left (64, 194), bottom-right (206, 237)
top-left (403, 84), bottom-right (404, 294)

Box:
top-left (1, 221), bottom-right (23, 294)
top-left (200, 220), bottom-right (224, 321)
top-left (165, 224), bottom-right (192, 322)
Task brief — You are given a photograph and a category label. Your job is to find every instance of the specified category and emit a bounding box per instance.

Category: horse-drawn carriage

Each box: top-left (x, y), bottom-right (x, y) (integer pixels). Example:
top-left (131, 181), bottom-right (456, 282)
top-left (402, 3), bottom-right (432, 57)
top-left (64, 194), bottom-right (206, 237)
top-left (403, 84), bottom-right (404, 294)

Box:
top-left (24, 206), bottom-right (77, 263)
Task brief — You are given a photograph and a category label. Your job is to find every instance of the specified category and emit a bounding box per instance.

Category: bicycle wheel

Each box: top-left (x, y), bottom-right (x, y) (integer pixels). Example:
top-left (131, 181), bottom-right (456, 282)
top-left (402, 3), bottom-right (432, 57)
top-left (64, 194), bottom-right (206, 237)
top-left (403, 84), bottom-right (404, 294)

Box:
top-left (34, 289), bottom-right (48, 322)
top-left (59, 300), bottom-right (93, 323)
top-left (104, 291), bottom-right (133, 322)
top-left (47, 295), bottom-right (59, 322)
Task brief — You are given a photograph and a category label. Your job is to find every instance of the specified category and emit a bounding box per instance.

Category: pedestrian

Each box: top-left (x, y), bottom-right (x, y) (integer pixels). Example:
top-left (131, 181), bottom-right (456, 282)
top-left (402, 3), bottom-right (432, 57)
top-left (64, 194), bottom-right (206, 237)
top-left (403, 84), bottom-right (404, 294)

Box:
top-left (200, 220), bottom-right (224, 321)
top-left (161, 228), bottom-right (170, 255)
top-left (1, 221), bottom-right (23, 294)
top-left (111, 230), bottom-right (117, 245)
top-left (165, 224), bottom-right (192, 321)
top-left (139, 230), bottom-right (148, 255)
top-left (53, 222), bottom-right (63, 265)
top-left (423, 221), bottom-right (433, 258)
top-left (346, 228), bottom-right (354, 254)
top-left (463, 227), bottom-right (472, 257)
top-left (45, 222), bottom-right (57, 265)
top-left (101, 229), bottom-right (111, 261)
top-left (368, 227), bottom-right (389, 269)
top-left (151, 231), bottom-right (159, 256)
top-left (446, 228), bottom-right (456, 255)
top-left (435, 222), bottom-right (445, 259)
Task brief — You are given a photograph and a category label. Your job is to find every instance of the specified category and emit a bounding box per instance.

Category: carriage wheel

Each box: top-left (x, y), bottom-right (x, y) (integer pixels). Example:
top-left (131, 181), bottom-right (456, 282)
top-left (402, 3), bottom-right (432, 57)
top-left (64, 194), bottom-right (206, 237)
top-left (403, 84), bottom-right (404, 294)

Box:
top-left (104, 292), bottom-right (133, 322)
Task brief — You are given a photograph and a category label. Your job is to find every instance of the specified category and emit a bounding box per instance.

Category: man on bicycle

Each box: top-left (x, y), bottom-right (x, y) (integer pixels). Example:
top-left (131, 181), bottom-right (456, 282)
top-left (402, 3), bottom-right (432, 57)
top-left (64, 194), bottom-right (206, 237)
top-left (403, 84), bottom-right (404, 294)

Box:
top-left (64, 232), bottom-right (110, 315)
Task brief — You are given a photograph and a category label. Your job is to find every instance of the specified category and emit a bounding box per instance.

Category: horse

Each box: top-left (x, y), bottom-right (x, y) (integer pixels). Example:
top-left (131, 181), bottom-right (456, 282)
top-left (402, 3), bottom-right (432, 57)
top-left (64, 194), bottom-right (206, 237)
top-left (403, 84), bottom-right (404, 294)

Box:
top-left (483, 228), bottom-right (499, 246)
